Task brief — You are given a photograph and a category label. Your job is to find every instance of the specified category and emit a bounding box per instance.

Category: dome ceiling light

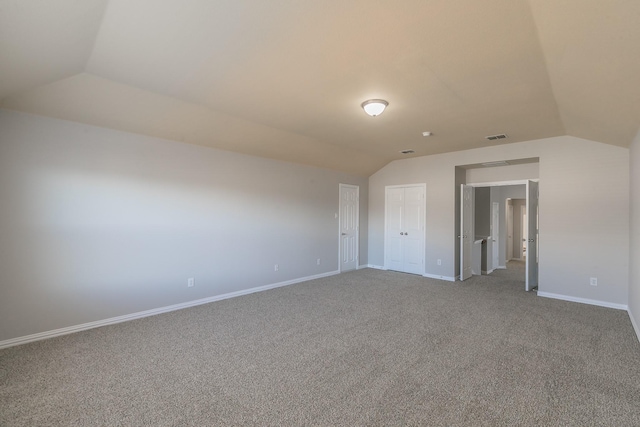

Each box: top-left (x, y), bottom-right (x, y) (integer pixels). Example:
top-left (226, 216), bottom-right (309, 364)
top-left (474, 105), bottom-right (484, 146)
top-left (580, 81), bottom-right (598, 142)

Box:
top-left (361, 99), bottom-right (388, 117)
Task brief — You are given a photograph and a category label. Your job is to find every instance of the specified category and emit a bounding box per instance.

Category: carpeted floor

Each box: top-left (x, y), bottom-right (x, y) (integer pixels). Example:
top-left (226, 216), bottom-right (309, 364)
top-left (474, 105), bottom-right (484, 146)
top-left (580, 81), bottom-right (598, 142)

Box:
top-left (1, 266), bottom-right (639, 426)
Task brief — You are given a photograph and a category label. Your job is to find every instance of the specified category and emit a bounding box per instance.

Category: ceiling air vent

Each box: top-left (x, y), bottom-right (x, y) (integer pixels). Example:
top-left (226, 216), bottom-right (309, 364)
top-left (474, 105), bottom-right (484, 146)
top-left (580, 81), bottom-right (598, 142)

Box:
top-left (399, 149), bottom-right (415, 154)
top-left (485, 133), bottom-right (508, 141)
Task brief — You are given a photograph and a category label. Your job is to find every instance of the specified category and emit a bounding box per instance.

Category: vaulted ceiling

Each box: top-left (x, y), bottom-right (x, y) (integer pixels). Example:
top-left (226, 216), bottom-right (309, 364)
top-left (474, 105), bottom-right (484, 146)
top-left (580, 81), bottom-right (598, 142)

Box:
top-left (1, 0), bottom-right (639, 176)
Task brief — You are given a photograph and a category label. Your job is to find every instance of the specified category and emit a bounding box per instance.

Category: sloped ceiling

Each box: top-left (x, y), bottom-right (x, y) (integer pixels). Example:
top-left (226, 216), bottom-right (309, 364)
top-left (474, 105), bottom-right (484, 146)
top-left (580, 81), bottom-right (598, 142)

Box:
top-left (1, 0), bottom-right (639, 176)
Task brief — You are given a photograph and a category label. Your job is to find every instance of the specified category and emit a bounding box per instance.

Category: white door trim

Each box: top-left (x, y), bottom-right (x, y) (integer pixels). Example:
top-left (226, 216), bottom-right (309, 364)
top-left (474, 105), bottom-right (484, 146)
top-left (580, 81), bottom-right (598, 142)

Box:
top-left (525, 180), bottom-right (539, 291)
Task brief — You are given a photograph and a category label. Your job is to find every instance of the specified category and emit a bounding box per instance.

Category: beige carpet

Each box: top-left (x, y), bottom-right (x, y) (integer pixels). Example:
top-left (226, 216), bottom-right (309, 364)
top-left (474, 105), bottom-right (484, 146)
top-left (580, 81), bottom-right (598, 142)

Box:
top-left (1, 266), bottom-right (639, 426)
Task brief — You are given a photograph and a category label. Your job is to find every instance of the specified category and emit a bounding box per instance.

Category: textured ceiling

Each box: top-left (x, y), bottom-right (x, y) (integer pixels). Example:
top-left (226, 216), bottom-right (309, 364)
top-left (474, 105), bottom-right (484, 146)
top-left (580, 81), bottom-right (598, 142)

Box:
top-left (1, 0), bottom-right (639, 176)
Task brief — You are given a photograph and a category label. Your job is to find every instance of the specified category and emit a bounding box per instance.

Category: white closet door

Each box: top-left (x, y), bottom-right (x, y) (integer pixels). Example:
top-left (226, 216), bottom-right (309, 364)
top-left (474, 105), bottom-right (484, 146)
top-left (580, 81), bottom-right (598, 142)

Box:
top-left (385, 185), bottom-right (425, 275)
top-left (403, 186), bottom-right (425, 275)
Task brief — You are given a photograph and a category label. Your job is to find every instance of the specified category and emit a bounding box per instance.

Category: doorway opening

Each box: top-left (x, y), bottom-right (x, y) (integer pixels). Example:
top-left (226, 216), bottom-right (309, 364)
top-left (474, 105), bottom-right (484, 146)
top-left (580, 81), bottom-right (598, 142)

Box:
top-left (458, 179), bottom-right (539, 291)
top-left (505, 198), bottom-right (527, 262)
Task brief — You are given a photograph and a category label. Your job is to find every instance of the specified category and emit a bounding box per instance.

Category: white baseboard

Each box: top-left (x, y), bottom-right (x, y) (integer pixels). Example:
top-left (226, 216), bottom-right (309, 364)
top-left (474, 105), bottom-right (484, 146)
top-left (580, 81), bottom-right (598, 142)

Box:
top-left (366, 264), bottom-right (386, 270)
top-left (537, 291), bottom-right (628, 311)
top-left (482, 269), bottom-right (495, 275)
top-left (496, 265), bottom-right (507, 270)
top-left (629, 308), bottom-right (640, 343)
top-left (0, 270), bottom-right (340, 350)
top-left (423, 273), bottom-right (456, 282)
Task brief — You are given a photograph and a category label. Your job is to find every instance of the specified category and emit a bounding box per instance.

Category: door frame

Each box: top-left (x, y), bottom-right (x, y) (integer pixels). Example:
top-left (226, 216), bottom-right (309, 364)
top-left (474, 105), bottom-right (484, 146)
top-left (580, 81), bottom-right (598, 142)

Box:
top-left (525, 180), bottom-right (539, 291)
top-left (465, 179), bottom-right (539, 291)
top-left (338, 184), bottom-right (359, 272)
top-left (384, 183), bottom-right (426, 275)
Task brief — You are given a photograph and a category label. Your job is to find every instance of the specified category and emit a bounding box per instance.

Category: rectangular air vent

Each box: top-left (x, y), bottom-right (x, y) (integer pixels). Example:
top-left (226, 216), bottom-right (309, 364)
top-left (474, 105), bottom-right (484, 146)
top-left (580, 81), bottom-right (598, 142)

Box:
top-left (485, 134), bottom-right (508, 141)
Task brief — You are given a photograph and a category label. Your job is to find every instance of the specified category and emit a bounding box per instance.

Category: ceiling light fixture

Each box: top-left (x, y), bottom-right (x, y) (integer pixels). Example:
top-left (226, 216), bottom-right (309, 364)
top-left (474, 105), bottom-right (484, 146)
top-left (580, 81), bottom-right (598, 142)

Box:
top-left (422, 131), bottom-right (432, 137)
top-left (361, 99), bottom-right (388, 117)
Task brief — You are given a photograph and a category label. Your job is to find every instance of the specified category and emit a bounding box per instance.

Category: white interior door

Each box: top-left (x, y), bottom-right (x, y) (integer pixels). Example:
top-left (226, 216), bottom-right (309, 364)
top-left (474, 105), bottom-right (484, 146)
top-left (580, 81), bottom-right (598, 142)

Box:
top-left (492, 202), bottom-right (500, 269)
top-left (385, 185), bottom-right (425, 275)
top-left (460, 184), bottom-right (473, 281)
top-left (385, 188), bottom-right (404, 272)
top-left (339, 184), bottom-right (359, 272)
top-left (403, 186), bottom-right (425, 275)
top-left (526, 180), bottom-right (539, 291)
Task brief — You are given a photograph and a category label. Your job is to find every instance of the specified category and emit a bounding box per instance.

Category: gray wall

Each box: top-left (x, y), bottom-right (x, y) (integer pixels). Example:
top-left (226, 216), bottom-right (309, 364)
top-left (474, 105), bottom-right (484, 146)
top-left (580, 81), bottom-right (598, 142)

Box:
top-left (369, 136), bottom-right (629, 305)
top-left (466, 162), bottom-right (539, 184)
top-left (630, 131), bottom-right (640, 339)
top-left (0, 110), bottom-right (368, 342)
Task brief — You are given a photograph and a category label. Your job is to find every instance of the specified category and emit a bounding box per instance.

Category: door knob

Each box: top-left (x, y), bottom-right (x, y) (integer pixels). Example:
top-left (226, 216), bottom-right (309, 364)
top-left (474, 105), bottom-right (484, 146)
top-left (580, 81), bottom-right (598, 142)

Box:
top-left (405, 232), bottom-right (409, 236)
top-left (341, 233), bottom-right (347, 236)
top-left (528, 239), bottom-right (535, 242)
top-left (400, 232), bottom-right (404, 235)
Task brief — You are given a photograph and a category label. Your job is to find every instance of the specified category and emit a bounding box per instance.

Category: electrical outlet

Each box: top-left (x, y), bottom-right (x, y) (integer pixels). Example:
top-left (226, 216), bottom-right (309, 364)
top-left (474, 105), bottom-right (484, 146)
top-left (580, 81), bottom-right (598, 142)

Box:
top-left (274, 264), bottom-right (279, 272)
top-left (590, 277), bottom-right (597, 286)
top-left (437, 259), bottom-right (442, 266)
top-left (187, 278), bottom-right (195, 288)
top-left (317, 258), bottom-right (321, 265)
